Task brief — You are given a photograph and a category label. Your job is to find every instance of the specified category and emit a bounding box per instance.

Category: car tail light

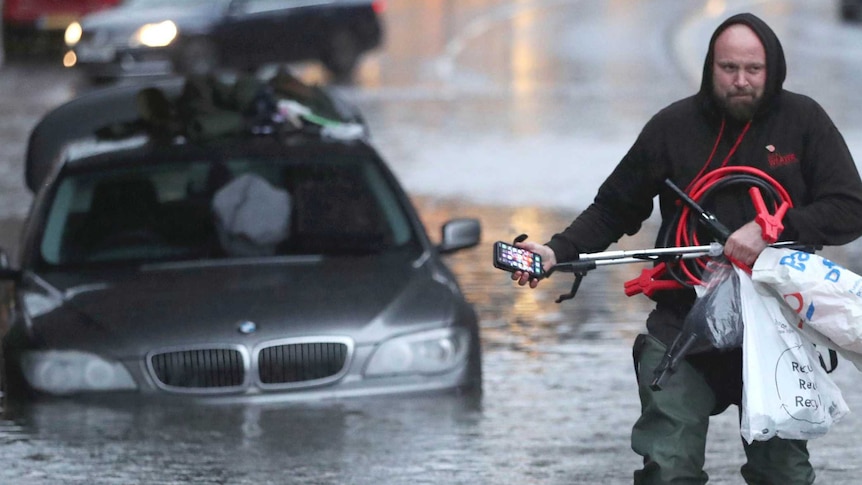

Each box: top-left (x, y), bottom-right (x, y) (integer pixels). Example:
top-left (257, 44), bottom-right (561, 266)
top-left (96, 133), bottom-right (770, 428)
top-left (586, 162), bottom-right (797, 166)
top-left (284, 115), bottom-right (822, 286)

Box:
top-left (372, 0), bottom-right (386, 14)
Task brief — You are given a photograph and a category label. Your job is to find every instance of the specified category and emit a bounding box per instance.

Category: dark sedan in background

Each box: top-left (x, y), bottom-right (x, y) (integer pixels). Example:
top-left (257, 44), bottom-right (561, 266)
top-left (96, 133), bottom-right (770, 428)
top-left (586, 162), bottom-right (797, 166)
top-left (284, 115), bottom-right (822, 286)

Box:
top-left (842, 0), bottom-right (862, 21)
top-left (63, 0), bottom-right (385, 83)
top-left (3, 0), bottom-right (120, 53)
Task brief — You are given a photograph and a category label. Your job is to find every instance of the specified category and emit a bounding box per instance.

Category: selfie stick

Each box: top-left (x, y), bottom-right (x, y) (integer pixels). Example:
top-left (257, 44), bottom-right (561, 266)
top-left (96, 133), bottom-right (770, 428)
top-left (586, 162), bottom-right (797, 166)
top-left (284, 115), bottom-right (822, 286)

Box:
top-left (547, 245), bottom-right (718, 303)
top-left (553, 243), bottom-right (725, 271)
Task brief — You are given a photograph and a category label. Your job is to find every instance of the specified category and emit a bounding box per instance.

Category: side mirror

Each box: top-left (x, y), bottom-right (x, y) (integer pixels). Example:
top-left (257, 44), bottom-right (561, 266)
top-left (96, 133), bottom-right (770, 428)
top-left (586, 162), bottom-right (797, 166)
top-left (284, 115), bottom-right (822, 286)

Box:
top-left (437, 218), bottom-right (481, 254)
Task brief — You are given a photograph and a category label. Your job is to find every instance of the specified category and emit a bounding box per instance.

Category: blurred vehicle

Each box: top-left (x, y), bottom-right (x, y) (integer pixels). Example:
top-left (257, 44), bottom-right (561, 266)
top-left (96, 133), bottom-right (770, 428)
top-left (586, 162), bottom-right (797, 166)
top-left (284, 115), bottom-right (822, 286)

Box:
top-left (0, 72), bottom-right (482, 403)
top-left (62, 0), bottom-right (385, 83)
top-left (841, 0), bottom-right (862, 21)
top-left (3, 0), bottom-right (120, 53)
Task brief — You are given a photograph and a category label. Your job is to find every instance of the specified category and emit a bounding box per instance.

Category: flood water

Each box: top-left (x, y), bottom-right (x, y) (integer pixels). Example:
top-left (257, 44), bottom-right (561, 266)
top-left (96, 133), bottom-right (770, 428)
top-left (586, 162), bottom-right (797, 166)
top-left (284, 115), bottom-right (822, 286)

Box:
top-left (3, 0), bottom-right (862, 482)
top-left (2, 199), bottom-right (862, 485)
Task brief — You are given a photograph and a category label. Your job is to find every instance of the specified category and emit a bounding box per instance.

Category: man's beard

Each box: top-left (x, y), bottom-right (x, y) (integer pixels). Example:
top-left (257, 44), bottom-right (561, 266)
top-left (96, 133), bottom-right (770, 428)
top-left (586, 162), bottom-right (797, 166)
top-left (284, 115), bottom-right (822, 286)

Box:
top-left (715, 89), bottom-right (761, 121)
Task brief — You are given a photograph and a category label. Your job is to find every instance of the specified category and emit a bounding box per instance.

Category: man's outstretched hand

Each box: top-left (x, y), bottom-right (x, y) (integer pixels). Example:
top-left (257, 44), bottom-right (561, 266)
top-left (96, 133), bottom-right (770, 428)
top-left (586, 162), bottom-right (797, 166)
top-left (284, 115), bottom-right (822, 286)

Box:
top-left (512, 242), bottom-right (557, 288)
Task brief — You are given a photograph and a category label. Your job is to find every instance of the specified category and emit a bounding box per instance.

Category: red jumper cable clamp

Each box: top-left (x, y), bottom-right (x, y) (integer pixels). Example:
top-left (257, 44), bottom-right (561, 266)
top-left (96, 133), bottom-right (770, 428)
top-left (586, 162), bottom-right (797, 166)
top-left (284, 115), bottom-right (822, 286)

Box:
top-left (624, 262), bottom-right (685, 298)
top-left (749, 186), bottom-right (789, 244)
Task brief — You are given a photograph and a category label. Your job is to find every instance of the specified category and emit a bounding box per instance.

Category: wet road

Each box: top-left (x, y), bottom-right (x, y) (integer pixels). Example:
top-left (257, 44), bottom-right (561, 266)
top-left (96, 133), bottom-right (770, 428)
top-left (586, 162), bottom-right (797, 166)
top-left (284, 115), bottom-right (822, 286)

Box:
top-left (2, 0), bottom-right (862, 483)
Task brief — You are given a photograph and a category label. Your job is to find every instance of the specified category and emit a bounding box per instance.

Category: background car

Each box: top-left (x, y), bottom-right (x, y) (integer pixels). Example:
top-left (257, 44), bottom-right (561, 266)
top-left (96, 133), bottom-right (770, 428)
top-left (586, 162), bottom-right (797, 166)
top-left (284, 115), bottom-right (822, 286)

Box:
top-left (62, 0), bottom-right (385, 83)
top-left (2, 0), bottom-right (120, 54)
top-left (0, 72), bottom-right (482, 402)
top-left (841, 0), bottom-right (862, 21)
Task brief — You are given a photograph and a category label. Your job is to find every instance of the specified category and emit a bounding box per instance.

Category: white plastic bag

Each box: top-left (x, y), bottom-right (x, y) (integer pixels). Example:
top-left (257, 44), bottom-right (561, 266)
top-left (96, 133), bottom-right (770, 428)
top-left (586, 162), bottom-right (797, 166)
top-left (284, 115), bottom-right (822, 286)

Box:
top-left (212, 173), bottom-right (292, 257)
top-left (737, 267), bottom-right (849, 443)
top-left (752, 247), bottom-right (862, 355)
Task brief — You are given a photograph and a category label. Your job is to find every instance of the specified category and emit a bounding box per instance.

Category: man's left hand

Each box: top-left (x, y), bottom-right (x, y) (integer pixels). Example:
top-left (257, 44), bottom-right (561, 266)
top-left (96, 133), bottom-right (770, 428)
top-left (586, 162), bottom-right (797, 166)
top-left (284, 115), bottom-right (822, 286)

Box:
top-left (723, 220), bottom-right (768, 266)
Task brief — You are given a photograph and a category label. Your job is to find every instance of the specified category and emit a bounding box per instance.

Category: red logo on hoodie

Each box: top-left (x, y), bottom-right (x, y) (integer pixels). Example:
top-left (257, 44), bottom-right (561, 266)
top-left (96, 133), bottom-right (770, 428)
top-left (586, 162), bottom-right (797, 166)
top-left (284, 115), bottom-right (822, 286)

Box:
top-left (768, 151), bottom-right (797, 167)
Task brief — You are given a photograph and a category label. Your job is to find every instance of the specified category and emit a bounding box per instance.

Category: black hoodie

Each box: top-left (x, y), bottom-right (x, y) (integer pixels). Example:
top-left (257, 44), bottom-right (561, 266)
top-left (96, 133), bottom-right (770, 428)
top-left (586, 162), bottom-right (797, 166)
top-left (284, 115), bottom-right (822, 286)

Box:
top-left (547, 12), bottom-right (862, 267)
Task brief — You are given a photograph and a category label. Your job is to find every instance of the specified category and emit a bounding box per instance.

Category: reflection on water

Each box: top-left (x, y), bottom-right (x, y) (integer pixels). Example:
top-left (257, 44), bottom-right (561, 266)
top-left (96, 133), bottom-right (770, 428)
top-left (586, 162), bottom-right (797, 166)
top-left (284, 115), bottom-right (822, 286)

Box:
top-left (0, 343), bottom-right (650, 485)
top-left (0, 391), bottom-right (491, 485)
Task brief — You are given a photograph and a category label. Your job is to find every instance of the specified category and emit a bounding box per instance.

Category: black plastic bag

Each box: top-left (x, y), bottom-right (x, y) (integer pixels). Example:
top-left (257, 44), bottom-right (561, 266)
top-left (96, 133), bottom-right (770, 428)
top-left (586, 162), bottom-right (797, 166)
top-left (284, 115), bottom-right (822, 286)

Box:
top-left (651, 258), bottom-right (743, 390)
top-left (685, 258), bottom-right (743, 350)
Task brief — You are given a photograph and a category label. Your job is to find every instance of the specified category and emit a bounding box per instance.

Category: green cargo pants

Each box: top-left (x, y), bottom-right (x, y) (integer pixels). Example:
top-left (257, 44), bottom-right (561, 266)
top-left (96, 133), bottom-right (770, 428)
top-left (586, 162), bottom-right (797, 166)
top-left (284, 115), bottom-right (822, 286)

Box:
top-left (630, 334), bottom-right (815, 485)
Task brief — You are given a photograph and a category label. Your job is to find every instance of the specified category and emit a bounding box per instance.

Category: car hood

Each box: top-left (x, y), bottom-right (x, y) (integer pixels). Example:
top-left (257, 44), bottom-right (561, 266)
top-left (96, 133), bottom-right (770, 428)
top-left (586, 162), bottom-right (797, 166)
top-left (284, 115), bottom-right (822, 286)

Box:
top-left (81, 1), bottom-right (225, 33)
top-left (27, 253), bottom-right (463, 357)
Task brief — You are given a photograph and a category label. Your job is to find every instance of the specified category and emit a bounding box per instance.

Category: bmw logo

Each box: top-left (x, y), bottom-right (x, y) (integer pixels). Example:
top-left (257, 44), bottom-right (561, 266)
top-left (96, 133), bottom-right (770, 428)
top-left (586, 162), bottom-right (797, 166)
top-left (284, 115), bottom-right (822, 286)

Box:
top-left (237, 320), bottom-right (257, 334)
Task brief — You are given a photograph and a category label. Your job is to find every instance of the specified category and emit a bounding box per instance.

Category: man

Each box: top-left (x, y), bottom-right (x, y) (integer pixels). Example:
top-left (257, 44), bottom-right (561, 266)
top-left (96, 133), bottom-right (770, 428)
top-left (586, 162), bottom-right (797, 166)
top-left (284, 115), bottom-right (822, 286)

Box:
top-left (513, 12), bottom-right (862, 484)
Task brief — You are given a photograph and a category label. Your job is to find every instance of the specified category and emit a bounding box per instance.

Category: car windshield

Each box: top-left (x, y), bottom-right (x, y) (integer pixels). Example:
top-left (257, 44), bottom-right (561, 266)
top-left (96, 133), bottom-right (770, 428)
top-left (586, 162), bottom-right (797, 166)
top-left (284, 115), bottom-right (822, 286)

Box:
top-left (38, 152), bottom-right (416, 267)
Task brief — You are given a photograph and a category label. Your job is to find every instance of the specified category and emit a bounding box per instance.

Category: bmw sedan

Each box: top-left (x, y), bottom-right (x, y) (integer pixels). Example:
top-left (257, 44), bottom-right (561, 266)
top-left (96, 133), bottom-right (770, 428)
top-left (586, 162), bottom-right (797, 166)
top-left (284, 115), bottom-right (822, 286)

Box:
top-left (62, 0), bottom-right (385, 83)
top-left (0, 75), bottom-right (482, 403)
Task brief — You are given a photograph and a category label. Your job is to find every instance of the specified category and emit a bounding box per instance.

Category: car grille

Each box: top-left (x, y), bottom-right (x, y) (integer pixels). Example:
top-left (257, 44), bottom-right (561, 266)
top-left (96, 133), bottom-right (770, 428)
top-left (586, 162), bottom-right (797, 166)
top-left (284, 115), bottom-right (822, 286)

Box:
top-left (147, 338), bottom-right (352, 394)
top-left (150, 347), bottom-right (246, 391)
top-left (258, 341), bottom-right (349, 386)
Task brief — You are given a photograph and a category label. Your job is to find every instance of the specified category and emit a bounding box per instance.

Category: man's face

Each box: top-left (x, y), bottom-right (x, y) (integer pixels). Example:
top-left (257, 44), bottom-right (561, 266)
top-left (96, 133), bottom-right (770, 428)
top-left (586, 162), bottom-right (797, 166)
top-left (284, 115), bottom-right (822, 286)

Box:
top-left (712, 24), bottom-right (767, 121)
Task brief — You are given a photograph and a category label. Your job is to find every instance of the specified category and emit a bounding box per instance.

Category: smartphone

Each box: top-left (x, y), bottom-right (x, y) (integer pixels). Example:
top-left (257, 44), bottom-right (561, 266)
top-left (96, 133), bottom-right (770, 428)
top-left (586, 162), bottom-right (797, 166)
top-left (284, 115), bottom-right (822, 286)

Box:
top-left (493, 241), bottom-right (544, 278)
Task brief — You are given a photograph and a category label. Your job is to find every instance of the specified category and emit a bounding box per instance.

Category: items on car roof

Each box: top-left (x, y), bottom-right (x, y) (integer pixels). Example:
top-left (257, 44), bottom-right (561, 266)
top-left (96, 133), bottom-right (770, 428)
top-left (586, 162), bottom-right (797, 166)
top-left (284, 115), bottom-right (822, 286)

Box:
top-left (26, 68), bottom-right (368, 193)
top-left (113, 69), bottom-right (368, 142)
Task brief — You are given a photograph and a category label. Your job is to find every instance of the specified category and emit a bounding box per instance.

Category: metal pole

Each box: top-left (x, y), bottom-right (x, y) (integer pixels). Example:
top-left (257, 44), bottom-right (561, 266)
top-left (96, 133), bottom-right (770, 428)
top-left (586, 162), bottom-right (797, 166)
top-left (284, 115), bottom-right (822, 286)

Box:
top-left (575, 242), bottom-right (724, 263)
top-left (552, 241), bottom-right (802, 273)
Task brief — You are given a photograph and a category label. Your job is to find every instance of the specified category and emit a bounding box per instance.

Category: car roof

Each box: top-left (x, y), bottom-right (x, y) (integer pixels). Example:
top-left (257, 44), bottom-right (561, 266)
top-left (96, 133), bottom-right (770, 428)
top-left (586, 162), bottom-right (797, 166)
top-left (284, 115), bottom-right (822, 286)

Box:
top-left (26, 78), bottom-right (182, 192)
top-left (64, 130), bottom-right (381, 175)
top-left (25, 73), bottom-right (366, 192)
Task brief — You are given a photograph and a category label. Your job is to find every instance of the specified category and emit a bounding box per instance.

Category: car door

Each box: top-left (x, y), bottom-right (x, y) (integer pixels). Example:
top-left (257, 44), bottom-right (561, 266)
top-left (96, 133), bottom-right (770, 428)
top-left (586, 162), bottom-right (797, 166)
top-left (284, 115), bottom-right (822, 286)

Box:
top-left (216, 0), bottom-right (328, 70)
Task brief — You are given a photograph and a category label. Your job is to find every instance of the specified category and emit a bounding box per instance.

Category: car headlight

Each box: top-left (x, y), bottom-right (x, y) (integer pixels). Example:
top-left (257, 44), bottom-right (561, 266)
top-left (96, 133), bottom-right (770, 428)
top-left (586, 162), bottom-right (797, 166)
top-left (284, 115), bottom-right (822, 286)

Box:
top-left (21, 350), bottom-right (137, 395)
top-left (365, 327), bottom-right (470, 377)
top-left (64, 22), bottom-right (83, 46)
top-left (132, 20), bottom-right (177, 47)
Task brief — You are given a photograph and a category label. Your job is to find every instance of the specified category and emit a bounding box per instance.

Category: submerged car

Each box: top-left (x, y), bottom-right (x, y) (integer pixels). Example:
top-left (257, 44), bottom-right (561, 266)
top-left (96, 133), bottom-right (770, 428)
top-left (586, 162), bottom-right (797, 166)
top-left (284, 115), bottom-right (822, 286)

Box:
top-left (0, 73), bottom-right (482, 402)
top-left (62, 0), bottom-right (385, 83)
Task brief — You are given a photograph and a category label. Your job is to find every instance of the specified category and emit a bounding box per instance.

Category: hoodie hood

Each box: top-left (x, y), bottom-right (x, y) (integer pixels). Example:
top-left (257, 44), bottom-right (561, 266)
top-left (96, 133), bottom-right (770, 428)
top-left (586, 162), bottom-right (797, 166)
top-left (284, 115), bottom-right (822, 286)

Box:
top-left (698, 13), bottom-right (787, 119)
